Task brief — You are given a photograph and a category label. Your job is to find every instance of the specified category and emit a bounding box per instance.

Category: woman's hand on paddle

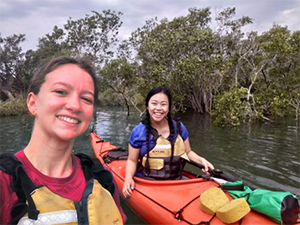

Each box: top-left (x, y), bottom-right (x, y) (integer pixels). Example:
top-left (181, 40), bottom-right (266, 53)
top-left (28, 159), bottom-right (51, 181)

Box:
top-left (123, 178), bottom-right (135, 198)
top-left (200, 157), bottom-right (214, 174)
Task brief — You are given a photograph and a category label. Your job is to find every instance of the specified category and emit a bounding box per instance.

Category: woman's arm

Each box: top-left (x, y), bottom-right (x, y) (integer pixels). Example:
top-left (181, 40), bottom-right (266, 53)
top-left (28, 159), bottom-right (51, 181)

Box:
top-left (123, 144), bottom-right (140, 197)
top-left (184, 137), bottom-right (214, 172)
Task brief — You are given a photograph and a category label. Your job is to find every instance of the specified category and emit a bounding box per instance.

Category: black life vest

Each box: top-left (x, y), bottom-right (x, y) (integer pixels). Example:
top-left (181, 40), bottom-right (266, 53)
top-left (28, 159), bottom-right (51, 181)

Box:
top-left (137, 120), bottom-right (188, 180)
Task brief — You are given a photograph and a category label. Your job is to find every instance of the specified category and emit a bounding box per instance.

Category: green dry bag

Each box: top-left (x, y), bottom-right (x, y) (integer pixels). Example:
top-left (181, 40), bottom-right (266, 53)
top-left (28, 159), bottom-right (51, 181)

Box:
top-left (221, 181), bottom-right (300, 225)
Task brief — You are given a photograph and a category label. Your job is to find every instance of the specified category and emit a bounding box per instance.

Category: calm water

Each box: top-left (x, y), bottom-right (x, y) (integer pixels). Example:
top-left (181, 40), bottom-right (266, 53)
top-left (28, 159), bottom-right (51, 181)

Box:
top-left (0, 107), bottom-right (299, 224)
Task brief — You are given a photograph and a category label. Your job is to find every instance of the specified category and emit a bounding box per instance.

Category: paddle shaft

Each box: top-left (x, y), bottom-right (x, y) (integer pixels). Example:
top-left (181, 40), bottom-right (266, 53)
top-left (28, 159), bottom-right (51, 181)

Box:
top-left (186, 160), bottom-right (256, 190)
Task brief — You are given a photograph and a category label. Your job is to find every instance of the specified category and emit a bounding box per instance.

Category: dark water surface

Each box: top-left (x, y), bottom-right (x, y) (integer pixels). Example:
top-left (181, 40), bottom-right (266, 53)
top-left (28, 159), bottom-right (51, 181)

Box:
top-left (0, 107), bottom-right (299, 224)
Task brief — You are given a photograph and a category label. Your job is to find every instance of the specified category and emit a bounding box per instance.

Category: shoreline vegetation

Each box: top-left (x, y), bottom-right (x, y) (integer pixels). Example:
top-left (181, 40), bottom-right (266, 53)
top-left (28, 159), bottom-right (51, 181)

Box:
top-left (0, 97), bottom-right (140, 117)
top-left (1, 7), bottom-right (299, 125)
top-left (0, 98), bottom-right (28, 117)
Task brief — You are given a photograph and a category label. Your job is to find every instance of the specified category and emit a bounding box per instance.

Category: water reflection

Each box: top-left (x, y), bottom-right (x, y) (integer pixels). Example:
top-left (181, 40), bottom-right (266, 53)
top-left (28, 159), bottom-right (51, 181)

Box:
top-left (177, 111), bottom-right (300, 194)
top-left (0, 115), bottom-right (33, 154)
top-left (94, 109), bottom-right (138, 147)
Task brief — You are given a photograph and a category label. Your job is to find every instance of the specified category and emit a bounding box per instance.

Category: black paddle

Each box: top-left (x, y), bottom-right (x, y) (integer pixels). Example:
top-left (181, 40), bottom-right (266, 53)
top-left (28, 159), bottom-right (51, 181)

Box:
top-left (186, 160), bottom-right (256, 190)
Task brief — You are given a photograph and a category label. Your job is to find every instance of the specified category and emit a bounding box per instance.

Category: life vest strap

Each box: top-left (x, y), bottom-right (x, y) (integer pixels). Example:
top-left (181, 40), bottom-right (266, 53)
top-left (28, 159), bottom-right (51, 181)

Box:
top-left (0, 152), bottom-right (39, 222)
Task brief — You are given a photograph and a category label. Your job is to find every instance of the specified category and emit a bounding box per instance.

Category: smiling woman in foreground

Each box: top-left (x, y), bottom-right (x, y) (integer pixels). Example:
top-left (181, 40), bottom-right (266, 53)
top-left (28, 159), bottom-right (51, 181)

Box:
top-left (0, 56), bottom-right (125, 224)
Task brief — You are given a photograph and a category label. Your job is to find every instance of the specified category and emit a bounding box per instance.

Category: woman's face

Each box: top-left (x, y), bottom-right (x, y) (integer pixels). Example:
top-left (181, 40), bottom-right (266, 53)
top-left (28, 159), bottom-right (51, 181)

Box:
top-left (27, 64), bottom-right (95, 141)
top-left (147, 92), bottom-right (169, 123)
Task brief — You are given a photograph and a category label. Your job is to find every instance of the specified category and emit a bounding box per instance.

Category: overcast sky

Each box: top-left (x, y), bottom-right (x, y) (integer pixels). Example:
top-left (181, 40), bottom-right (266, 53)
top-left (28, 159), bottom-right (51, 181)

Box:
top-left (1, 0), bottom-right (299, 51)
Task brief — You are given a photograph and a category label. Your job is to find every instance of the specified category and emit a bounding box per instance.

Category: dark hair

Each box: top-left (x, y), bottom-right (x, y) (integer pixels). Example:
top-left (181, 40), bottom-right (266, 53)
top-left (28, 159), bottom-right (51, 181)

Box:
top-left (28, 56), bottom-right (99, 105)
top-left (142, 87), bottom-right (176, 157)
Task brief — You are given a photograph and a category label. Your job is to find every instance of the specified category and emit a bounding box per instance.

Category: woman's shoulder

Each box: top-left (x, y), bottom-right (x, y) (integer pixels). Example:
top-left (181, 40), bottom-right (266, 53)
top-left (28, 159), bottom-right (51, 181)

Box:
top-left (132, 122), bottom-right (147, 133)
top-left (172, 119), bottom-right (186, 128)
top-left (129, 123), bottom-right (147, 146)
top-left (130, 122), bottom-right (147, 138)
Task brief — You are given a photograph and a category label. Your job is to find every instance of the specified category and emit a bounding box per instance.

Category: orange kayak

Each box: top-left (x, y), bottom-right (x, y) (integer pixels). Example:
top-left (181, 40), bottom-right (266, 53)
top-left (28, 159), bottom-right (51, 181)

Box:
top-left (90, 132), bottom-right (285, 224)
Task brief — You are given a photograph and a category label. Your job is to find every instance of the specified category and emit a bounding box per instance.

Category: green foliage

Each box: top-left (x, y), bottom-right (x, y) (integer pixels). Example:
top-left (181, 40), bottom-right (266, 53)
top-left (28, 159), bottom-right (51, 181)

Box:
top-left (64, 10), bottom-right (123, 65)
top-left (99, 88), bottom-right (144, 107)
top-left (211, 88), bottom-right (251, 126)
top-left (270, 95), bottom-right (292, 117)
top-left (100, 58), bottom-right (143, 114)
top-left (1, 7), bottom-right (300, 125)
top-left (131, 7), bottom-right (234, 113)
top-left (99, 88), bottom-right (123, 106)
top-left (29, 10), bottom-right (123, 70)
top-left (254, 86), bottom-right (296, 119)
top-left (0, 34), bottom-right (30, 99)
top-left (0, 98), bottom-right (28, 117)
top-left (100, 57), bottom-right (139, 90)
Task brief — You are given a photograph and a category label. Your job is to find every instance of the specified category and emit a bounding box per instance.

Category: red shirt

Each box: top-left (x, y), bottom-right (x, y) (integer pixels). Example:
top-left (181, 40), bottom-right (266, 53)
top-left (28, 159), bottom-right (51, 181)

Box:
top-left (0, 150), bottom-right (126, 224)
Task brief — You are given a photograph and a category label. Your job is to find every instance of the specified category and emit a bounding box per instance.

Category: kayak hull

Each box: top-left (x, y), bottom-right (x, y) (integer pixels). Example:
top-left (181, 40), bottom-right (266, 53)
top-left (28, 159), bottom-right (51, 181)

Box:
top-left (90, 132), bottom-right (281, 224)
